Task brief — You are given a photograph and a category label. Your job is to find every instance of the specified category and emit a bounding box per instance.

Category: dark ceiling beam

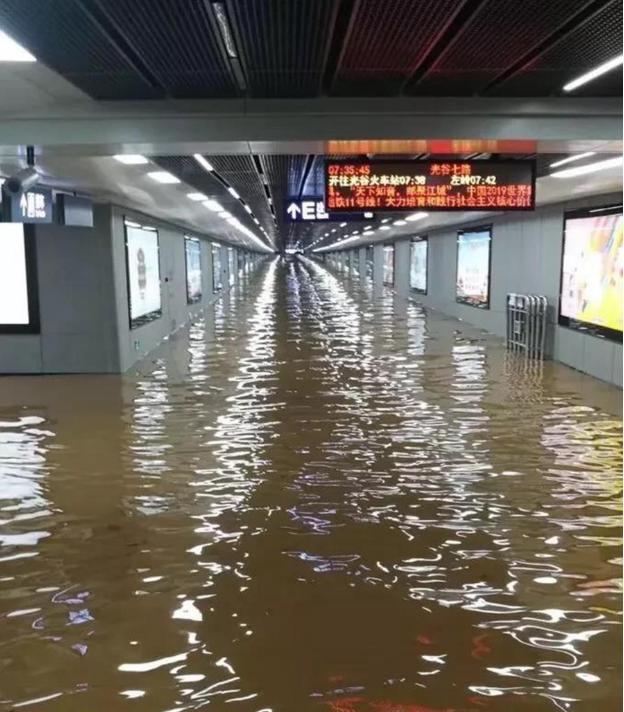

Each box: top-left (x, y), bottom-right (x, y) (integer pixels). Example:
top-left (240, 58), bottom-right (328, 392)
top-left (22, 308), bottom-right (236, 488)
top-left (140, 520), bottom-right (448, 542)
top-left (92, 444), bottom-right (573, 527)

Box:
top-left (322, 0), bottom-right (361, 95)
top-left (74, 0), bottom-right (167, 95)
top-left (400, 0), bottom-right (486, 94)
top-left (483, 0), bottom-right (616, 94)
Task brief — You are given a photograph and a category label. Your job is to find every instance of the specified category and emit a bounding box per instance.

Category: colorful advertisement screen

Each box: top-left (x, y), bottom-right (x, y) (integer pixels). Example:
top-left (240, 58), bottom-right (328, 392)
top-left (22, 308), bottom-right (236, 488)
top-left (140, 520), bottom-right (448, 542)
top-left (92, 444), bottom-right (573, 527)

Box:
top-left (125, 222), bottom-right (162, 328)
top-left (212, 243), bottom-right (222, 292)
top-left (456, 227), bottom-right (491, 308)
top-left (185, 236), bottom-right (202, 304)
top-left (383, 245), bottom-right (394, 285)
top-left (326, 160), bottom-right (535, 212)
top-left (0, 223), bottom-right (38, 332)
top-left (559, 208), bottom-right (623, 340)
top-left (410, 238), bottom-right (428, 293)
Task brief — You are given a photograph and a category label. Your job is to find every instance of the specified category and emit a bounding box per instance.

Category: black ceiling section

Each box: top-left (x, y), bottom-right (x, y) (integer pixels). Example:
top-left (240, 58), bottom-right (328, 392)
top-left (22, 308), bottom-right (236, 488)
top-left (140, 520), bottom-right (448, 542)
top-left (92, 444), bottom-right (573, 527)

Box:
top-left (0, 0), bottom-right (159, 99)
top-left (81, 0), bottom-right (238, 98)
top-left (332, 0), bottom-right (467, 95)
top-left (259, 154), bottom-right (308, 247)
top-left (225, 0), bottom-right (339, 97)
top-left (409, 0), bottom-right (595, 96)
top-left (489, 0), bottom-right (622, 96)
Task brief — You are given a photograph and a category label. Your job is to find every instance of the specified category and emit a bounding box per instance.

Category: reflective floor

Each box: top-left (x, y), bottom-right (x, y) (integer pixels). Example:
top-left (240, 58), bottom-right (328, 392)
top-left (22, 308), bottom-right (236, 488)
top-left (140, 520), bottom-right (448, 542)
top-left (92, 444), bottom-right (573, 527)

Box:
top-left (0, 258), bottom-right (621, 711)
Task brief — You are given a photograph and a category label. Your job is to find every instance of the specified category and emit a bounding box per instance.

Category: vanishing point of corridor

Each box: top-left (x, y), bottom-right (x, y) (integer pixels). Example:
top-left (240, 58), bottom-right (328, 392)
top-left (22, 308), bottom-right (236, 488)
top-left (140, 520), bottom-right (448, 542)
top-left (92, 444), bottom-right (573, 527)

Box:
top-left (0, 259), bottom-right (621, 711)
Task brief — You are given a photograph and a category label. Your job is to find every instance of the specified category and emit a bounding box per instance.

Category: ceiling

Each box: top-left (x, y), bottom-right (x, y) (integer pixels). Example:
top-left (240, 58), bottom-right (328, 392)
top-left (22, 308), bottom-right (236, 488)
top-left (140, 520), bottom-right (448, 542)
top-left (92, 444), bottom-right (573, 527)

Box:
top-left (0, 0), bottom-right (621, 250)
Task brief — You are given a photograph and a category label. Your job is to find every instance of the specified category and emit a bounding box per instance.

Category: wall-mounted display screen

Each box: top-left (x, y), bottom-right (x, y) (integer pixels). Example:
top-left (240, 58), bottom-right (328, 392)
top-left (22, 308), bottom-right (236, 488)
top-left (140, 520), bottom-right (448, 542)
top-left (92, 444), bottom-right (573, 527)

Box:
top-left (326, 160), bottom-right (535, 212)
top-left (410, 237), bottom-right (428, 293)
top-left (383, 244), bottom-right (394, 285)
top-left (456, 227), bottom-right (491, 308)
top-left (0, 223), bottom-right (39, 333)
top-left (125, 221), bottom-right (162, 329)
top-left (559, 206), bottom-right (622, 341)
top-left (212, 243), bottom-right (222, 292)
top-left (184, 236), bottom-right (202, 305)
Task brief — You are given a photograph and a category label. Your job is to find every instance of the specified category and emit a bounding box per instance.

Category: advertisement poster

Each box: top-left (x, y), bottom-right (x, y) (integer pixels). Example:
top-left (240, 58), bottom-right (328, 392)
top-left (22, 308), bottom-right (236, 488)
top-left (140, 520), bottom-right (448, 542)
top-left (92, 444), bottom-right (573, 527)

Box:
top-left (456, 228), bottom-right (491, 307)
top-left (212, 243), bottom-right (222, 291)
top-left (0, 223), bottom-right (30, 326)
top-left (383, 245), bottom-right (394, 285)
top-left (185, 237), bottom-right (202, 304)
top-left (560, 211), bottom-right (622, 335)
top-left (126, 223), bottom-right (161, 327)
top-left (228, 248), bottom-right (236, 286)
top-left (410, 238), bottom-right (428, 293)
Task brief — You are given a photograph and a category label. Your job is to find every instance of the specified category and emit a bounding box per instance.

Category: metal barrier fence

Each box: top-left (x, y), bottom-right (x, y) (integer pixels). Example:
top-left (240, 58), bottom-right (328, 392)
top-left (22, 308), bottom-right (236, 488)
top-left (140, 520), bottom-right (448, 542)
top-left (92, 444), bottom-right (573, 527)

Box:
top-left (506, 294), bottom-right (548, 359)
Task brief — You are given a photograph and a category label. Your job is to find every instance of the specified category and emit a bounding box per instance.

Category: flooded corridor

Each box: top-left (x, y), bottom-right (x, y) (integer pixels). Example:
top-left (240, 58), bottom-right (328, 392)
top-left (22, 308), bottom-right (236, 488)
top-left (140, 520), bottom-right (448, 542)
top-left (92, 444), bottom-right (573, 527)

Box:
top-left (0, 257), bottom-right (621, 712)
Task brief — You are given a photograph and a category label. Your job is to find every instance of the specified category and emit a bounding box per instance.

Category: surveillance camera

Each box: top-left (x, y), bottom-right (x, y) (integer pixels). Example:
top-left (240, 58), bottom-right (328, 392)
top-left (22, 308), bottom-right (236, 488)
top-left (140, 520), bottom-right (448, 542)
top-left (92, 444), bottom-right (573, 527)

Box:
top-left (4, 167), bottom-right (40, 194)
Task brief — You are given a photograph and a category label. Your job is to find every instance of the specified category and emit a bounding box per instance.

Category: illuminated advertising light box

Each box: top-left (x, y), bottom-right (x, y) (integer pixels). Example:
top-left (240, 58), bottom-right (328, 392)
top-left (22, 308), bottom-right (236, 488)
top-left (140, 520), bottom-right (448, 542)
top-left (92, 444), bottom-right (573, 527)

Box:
top-left (184, 236), bottom-right (202, 304)
top-left (124, 221), bottom-right (162, 329)
top-left (559, 206), bottom-right (622, 342)
top-left (410, 237), bottom-right (428, 294)
top-left (456, 227), bottom-right (492, 309)
top-left (0, 223), bottom-right (39, 333)
top-left (212, 243), bottom-right (222, 292)
top-left (383, 244), bottom-right (394, 285)
top-left (326, 160), bottom-right (535, 212)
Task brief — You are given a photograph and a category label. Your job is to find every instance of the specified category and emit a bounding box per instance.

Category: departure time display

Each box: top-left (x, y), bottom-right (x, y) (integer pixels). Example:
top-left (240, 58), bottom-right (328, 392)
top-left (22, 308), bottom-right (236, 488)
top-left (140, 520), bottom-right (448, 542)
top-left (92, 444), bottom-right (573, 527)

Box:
top-left (325, 160), bottom-right (535, 212)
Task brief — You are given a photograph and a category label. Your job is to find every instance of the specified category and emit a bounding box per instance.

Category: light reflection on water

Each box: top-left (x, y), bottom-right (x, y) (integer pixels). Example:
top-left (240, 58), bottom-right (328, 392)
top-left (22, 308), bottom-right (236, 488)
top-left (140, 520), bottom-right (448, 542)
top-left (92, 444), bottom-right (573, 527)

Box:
top-left (0, 257), bottom-right (621, 711)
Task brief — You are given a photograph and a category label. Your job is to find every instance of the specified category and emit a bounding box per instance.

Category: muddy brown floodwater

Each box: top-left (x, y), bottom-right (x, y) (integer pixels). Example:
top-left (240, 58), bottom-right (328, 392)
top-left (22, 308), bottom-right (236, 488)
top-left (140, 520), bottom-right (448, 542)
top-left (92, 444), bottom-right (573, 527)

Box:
top-left (0, 257), bottom-right (621, 711)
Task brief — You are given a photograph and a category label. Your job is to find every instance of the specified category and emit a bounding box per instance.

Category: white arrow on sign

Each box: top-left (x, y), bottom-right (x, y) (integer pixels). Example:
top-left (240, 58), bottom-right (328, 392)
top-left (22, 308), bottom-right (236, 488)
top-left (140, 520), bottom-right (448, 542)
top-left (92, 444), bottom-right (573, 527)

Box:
top-left (19, 193), bottom-right (28, 216)
top-left (287, 202), bottom-right (302, 219)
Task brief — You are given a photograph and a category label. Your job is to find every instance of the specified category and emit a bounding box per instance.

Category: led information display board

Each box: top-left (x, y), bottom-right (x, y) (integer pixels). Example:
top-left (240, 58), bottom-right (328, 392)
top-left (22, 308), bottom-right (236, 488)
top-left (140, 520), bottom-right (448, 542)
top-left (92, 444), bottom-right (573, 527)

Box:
top-left (0, 223), bottom-right (39, 333)
top-left (124, 221), bottom-right (162, 329)
top-left (456, 227), bottom-right (492, 308)
top-left (326, 160), bottom-right (535, 212)
top-left (559, 206), bottom-right (622, 342)
top-left (185, 236), bottom-right (202, 304)
top-left (410, 237), bottom-right (428, 294)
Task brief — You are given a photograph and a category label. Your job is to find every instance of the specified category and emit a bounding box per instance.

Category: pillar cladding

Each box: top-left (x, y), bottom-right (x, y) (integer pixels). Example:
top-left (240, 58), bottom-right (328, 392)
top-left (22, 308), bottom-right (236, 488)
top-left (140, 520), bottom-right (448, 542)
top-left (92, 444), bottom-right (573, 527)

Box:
top-left (358, 247), bottom-right (367, 285)
top-left (373, 243), bottom-right (385, 296)
top-left (394, 240), bottom-right (411, 300)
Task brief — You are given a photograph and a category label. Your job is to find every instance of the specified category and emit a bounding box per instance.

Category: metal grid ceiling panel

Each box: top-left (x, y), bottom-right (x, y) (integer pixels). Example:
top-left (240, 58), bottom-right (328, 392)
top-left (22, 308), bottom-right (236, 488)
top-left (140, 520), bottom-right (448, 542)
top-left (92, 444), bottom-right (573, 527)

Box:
top-left (93, 0), bottom-right (238, 97)
top-left (260, 154), bottom-right (308, 247)
top-left (226, 0), bottom-right (338, 97)
top-left (334, 0), bottom-right (465, 95)
top-left (0, 0), bottom-right (158, 99)
top-left (413, 0), bottom-right (588, 95)
top-left (490, 0), bottom-right (622, 96)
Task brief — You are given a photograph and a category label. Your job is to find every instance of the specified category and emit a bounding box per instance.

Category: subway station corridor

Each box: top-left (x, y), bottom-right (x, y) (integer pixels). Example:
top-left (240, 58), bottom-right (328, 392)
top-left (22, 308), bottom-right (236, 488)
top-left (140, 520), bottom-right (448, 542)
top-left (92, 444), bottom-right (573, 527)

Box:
top-left (0, 258), bottom-right (621, 711)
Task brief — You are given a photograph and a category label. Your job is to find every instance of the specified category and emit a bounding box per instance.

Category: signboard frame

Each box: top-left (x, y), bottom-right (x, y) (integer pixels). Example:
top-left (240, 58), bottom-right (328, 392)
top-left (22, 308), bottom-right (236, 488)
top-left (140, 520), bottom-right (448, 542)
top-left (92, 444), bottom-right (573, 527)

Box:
top-left (1, 186), bottom-right (54, 224)
top-left (0, 224), bottom-right (40, 334)
top-left (410, 236), bottom-right (428, 295)
top-left (455, 225), bottom-right (493, 310)
top-left (124, 219), bottom-right (163, 330)
top-left (558, 204), bottom-right (623, 344)
top-left (184, 235), bottom-right (202, 305)
top-left (325, 159), bottom-right (536, 213)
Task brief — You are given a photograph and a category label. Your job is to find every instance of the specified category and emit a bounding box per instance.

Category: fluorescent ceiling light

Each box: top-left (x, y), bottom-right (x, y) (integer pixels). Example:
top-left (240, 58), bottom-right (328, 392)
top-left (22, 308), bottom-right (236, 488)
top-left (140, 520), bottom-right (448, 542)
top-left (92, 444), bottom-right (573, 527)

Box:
top-left (381, 218), bottom-right (391, 223)
top-left (243, 204), bottom-right (252, 213)
top-left (187, 192), bottom-right (207, 201)
top-left (147, 171), bottom-right (180, 184)
top-left (218, 211), bottom-right (232, 219)
top-left (563, 55), bottom-right (623, 92)
top-left (253, 217), bottom-right (260, 225)
top-left (0, 30), bottom-right (36, 62)
top-left (340, 222), bottom-right (347, 227)
top-left (393, 219), bottom-right (407, 226)
top-left (589, 204), bottom-right (623, 213)
top-left (551, 156), bottom-right (623, 178)
top-left (204, 199), bottom-right (223, 211)
top-left (213, 2), bottom-right (238, 58)
top-left (227, 186), bottom-right (240, 199)
top-left (193, 154), bottom-right (214, 172)
top-left (363, 212), bottom-right (374, 218)
top-left (549, 152), bottom-right (596, 168)
top-left (406, 211), bottom-right (429, 222)
top-left (114, 154), bottom-right (148, 165)
top-left (380, 225), bottom-right (391, 231)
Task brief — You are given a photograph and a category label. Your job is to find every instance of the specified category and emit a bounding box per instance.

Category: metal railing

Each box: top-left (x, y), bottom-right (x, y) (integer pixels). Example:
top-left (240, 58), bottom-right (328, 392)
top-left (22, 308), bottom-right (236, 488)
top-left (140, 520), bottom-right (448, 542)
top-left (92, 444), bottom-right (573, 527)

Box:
top-left (506, 294), bottom-right (548, 359)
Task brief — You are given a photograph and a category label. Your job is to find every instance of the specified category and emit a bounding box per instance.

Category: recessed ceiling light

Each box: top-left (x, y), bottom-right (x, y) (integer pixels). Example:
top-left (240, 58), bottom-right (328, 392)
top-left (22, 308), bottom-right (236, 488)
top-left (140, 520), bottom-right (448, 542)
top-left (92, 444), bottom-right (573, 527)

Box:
top-left (549, 152), bottom-right (596, 168)
top-left (393, 219), bottom-right (407, 226)
top-left (193, 154), bottom-right (214, 172)
top-left (380, 225), bottom-right (391, 231)
top-left (187, 192), bottom-right (207, 201)
top-left (204, 200), bottom-right (223, 212)
top-left (227, 186), bottom-right (240, 199)
top-left (405, 211), bottom-right (429, 222)
top-left (563, 55), bottom-right (623, 92)
top-left (147, 171), bottom-right (180, 184)
top-left (340, 222), bottom-right (347, 227)
top-left (551, 156), bottom-right (623, 178)
top-left (114, 154), bottom-right (148, 165)
top-left (381, 218), bottom-right (391, 223)
top-left (0, 30), bottom-right (36, 62)
top-left (363, 212), bottom-right (374, 218)
top-left (218, 211), bottom-right (232, 219)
